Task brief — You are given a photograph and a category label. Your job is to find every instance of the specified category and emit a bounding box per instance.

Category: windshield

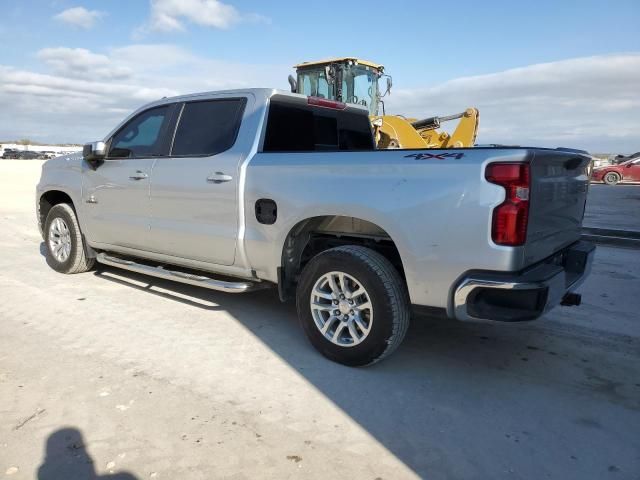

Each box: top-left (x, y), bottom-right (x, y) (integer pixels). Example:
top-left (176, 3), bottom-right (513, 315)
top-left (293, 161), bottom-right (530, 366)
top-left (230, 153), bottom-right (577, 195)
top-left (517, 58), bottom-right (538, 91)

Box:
top-left (341, 64), bottom-right (379, 115)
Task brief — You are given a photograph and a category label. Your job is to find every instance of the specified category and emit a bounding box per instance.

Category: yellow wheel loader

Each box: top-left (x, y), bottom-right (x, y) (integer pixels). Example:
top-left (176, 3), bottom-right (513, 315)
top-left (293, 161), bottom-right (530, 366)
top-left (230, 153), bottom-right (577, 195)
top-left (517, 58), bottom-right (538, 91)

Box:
top-left (288, 57), bottom-right (479, 149)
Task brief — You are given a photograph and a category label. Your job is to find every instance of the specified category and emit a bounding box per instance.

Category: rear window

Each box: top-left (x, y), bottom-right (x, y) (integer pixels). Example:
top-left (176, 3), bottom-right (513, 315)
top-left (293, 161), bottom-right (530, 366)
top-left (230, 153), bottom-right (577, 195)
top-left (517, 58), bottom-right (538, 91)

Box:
top-left (262, 96), bottom-right (374, 152)
top-left (171, 98), bottom-right (246, 157)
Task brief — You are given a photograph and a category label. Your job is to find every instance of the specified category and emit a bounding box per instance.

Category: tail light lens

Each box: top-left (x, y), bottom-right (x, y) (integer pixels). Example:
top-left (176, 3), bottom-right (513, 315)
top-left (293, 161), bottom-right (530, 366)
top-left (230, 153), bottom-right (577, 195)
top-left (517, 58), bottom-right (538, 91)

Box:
top-left (485, 163), bottom-right (530, 246)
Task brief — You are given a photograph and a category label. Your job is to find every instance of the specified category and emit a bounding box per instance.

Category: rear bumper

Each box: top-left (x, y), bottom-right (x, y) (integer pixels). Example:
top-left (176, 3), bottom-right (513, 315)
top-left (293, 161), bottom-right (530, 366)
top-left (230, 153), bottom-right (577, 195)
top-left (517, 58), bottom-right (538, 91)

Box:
top-left (453, 241), bottom-right (595, 322)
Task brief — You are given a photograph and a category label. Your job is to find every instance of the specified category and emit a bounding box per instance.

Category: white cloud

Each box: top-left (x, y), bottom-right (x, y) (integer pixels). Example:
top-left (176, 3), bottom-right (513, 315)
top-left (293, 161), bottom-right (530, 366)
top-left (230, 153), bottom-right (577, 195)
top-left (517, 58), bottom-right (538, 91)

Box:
top-left (0, 47), bottom-right (637, 153)
top-left (53, 7), bottom-right (104, 29)
top-left (145, 0), bottom-right (268, 32)
top-left (386, 54), bottom-right (640, 153)
top-left (0, 44), bottom-right (285, 143)
top-left (37, 48), bottom-right (132, 80)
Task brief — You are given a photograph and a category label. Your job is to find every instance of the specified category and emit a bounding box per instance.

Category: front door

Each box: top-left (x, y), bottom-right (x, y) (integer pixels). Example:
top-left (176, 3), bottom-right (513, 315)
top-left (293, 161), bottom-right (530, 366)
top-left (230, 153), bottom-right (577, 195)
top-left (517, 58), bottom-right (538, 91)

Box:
top-left (82, 104), bottom-right (173, 249)
top-left (148, 97), bottom-right (248, 265)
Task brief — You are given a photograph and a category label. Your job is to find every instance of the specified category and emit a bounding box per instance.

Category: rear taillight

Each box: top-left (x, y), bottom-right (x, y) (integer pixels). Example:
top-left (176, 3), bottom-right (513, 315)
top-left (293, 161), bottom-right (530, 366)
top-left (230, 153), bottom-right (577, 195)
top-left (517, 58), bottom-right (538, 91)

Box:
top-left (307, 96), bottom-right (346, 110)
top-left (485, 163), bottom-right (530, 246)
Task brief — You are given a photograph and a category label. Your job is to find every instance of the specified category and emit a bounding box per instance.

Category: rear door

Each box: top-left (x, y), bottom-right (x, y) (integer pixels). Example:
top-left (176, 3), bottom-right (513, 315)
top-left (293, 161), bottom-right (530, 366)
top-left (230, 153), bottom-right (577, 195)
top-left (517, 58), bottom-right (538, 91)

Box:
top-left (147, 96), bottom-right (248, 265)
top-left (82, 104), bottom-right (175, 249)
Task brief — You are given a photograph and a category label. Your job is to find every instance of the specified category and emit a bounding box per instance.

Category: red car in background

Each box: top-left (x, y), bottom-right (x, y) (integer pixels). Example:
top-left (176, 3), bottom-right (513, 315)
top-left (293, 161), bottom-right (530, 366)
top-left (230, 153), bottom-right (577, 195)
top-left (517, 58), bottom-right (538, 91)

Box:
top-left (591, 158), bottom-right (640, 185)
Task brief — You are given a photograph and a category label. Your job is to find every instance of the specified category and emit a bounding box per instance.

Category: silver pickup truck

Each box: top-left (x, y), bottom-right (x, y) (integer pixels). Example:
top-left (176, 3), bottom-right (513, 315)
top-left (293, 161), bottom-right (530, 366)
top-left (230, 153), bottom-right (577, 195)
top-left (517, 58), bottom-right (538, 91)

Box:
top-left (36, 88), bottom-right (595, 366)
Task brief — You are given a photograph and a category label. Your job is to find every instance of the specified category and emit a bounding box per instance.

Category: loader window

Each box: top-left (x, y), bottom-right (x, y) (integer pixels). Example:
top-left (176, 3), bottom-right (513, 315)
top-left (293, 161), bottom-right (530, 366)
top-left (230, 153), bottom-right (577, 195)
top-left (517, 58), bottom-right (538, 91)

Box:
top-left (262, 96), bottom-right (374, 152)
top-left (342, 65), bottom-right (378, 115)
top-left (298, 70), bottom-right (331, 99)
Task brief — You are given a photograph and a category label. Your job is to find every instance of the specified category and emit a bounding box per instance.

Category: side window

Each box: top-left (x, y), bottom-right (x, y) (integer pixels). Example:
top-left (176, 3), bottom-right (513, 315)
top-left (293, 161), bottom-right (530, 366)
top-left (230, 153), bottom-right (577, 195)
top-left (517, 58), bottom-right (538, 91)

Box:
top-left (108, 106), bottom-right (170, 159)
top-left (171, 98), bottom-right (246, 157)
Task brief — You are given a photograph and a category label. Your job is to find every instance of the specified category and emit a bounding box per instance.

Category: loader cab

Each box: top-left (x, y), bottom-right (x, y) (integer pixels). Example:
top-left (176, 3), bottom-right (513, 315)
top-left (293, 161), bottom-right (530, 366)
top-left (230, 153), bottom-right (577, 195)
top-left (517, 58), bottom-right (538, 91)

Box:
top-left (291, 58), bottom-right (386, 116)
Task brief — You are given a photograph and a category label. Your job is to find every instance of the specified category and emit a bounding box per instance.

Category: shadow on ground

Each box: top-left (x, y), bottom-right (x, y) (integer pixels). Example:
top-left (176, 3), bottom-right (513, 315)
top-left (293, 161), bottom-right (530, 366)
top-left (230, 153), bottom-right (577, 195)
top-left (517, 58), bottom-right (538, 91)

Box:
top-left (89, 262), bottom-right (640, 479)
top-left (38, 427), bottom-right (138, 480)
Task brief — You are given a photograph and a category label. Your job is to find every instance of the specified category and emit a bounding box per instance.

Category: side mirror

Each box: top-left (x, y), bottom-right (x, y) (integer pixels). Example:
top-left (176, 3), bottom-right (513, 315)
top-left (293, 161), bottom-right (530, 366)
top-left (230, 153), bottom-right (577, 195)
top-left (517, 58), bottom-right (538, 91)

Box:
top-left (288, 74), bottom-right (297, 93)
top-left (83, 141), bottom-right (106, 169)
top-left (386, 76), bottom-right (393, 95)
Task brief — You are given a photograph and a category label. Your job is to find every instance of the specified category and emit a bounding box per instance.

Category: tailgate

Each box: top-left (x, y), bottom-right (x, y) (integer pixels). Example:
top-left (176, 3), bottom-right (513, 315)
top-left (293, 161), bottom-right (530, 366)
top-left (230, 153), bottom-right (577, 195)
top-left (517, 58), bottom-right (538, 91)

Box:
top-left (523, 149), bottom-right (591, 265)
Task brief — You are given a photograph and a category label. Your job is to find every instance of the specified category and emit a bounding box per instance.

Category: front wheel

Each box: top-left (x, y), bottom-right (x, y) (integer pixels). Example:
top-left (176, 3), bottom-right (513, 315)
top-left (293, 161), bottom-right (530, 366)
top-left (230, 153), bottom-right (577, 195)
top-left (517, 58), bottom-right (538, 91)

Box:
top-left (603, 172), bottom-right (621, 185)
top-left (44, 203), bottom-right (95, 274)
top-left (296, 246), bottom-right (410, 366)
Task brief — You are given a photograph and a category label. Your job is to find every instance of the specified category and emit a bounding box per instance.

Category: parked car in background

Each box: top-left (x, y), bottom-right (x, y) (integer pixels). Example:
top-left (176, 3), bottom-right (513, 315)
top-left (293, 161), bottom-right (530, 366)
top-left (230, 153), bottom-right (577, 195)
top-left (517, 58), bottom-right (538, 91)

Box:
top-left (17, 150), bottom-right (43, 160)
top-left (592, 158), bottom-right (640, 185)
top-left (612, 151), bottom-right (640, 165)
top-left (2, 148), bottom-right (20, 159)
top-left (39, 151), bottom-right (57, 159)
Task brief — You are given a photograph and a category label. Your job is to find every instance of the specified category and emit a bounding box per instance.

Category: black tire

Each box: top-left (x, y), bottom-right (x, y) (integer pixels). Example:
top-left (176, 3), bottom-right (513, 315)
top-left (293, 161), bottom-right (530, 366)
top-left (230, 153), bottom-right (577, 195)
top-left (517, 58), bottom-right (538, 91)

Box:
top-left (296, 246), bottom-right (410, 366)
top-left (603, 172), bottom-right (621, 185)
top-left (44, 203), bottom-right (95, 274)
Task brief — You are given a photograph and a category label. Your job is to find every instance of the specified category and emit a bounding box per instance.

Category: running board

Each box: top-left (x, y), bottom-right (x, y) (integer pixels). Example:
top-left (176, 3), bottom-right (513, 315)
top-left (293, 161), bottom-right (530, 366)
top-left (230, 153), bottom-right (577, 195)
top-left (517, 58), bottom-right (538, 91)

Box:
top-left (96, 253), bottom-right (262, 293)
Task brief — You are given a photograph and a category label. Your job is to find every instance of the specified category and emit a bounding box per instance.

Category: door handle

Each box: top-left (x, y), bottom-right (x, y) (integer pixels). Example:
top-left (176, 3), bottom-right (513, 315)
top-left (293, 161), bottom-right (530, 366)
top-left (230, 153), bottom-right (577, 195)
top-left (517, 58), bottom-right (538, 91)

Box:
top-left (206, 172), bottom-right (233, 184)
top-left (129, 170), bottom-right (148, 180)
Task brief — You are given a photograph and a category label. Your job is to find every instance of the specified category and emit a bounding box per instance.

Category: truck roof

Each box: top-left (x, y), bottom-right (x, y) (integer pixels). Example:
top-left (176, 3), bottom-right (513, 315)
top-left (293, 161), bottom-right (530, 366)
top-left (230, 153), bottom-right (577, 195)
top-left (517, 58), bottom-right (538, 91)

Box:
top-left (156, 87), bottom-right (279, 104)
top-left (102, 88), bottom-right (370, 142)
top-left (144, 88), bottom-right (370, 113)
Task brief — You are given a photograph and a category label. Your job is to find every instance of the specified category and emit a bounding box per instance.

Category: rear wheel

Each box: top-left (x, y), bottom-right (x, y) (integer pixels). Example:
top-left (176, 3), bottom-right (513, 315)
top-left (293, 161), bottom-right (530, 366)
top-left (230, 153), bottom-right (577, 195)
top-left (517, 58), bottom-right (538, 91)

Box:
top-left (44, 203), bottom-right (95, 274)
top-left (296, 246), bottom-right (410, 366)
top-left (603, 172), bottom-right (621, 185)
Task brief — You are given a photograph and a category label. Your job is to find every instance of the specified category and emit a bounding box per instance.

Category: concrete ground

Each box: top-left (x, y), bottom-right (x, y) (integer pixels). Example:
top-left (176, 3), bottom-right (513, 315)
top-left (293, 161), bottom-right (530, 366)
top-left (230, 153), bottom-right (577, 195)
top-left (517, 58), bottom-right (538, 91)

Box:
top-left (585, 184), bottom-right (640, 232)
top-left (1, 160), bottom-right (639, 480)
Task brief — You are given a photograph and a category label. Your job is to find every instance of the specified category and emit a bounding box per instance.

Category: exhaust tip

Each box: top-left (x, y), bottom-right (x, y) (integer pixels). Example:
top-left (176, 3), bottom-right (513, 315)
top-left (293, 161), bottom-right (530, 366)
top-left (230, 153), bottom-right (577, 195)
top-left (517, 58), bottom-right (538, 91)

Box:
top-left (561, 292), bottom-right (582, 306)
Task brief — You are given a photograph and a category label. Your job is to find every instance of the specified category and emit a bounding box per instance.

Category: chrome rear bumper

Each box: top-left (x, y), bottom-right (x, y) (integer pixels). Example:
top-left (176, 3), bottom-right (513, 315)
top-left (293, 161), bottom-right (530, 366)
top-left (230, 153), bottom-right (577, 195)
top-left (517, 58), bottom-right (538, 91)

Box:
top-left (453, 241), bottom-right (595, 322)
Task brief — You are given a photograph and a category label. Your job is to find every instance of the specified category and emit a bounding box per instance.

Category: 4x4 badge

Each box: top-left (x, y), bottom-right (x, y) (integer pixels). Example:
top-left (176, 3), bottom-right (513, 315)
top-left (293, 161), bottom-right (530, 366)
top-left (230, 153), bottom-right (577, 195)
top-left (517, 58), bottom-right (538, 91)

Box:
top-left (405, 152), bottom-right (465, 160)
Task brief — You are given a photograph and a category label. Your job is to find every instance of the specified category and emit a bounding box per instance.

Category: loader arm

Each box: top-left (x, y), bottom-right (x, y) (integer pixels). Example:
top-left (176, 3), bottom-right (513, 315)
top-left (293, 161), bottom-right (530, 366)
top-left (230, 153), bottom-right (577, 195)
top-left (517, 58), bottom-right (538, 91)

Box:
top-left (373, 108), bottom-right (479, 149)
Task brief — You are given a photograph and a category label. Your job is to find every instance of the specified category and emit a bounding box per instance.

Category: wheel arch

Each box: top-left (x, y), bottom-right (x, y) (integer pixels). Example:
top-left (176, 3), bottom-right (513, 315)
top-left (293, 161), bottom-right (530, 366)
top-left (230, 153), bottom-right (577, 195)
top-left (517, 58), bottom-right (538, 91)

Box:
top-left (278, 215), bottom-right (407, 302)
top-left (38, 189), bottom-right (77, 238)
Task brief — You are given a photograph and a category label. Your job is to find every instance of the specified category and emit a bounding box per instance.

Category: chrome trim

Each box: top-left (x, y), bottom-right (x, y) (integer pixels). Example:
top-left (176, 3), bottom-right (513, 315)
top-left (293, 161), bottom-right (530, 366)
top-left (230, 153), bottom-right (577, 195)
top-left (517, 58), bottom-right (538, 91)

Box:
top-left (206, 172), bottom-right (233, 183)
top-left (96, 253), bottom-right (266, 293)
top-left (453, 278), bottom-right (551, 322)
top-left (453, 245), bottom-right (595, 322)
top-left (128, 171), bottom-right (148, 180)
top-left (88, 241), bottom-right (256, 279)
top-left (169, 102), bottom-right (185, 155)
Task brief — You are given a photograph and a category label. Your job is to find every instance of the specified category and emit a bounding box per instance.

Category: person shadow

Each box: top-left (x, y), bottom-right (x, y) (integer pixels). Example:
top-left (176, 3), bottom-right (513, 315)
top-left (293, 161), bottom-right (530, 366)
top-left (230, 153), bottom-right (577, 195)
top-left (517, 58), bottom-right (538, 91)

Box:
top-left (37, 428), bottom-right (138, 480)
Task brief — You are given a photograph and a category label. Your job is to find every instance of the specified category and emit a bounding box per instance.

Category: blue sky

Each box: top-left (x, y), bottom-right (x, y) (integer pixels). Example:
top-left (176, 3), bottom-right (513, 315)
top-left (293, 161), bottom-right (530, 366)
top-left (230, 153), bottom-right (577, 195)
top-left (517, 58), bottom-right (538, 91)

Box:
top-left (1, 0), bottom-right (639, 151)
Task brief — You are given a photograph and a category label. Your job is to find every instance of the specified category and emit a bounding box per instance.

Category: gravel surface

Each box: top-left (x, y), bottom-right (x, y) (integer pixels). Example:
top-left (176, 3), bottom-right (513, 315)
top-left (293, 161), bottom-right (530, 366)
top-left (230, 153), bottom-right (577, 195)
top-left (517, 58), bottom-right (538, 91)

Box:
top-left (1, 161), bottom-right (638, 479)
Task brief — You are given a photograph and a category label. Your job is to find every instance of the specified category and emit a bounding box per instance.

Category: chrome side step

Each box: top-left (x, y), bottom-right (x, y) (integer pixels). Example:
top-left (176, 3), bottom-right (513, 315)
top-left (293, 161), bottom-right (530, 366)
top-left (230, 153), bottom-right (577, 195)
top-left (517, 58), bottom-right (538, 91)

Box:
top-left (96, 253), bottom-right (262, 293)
